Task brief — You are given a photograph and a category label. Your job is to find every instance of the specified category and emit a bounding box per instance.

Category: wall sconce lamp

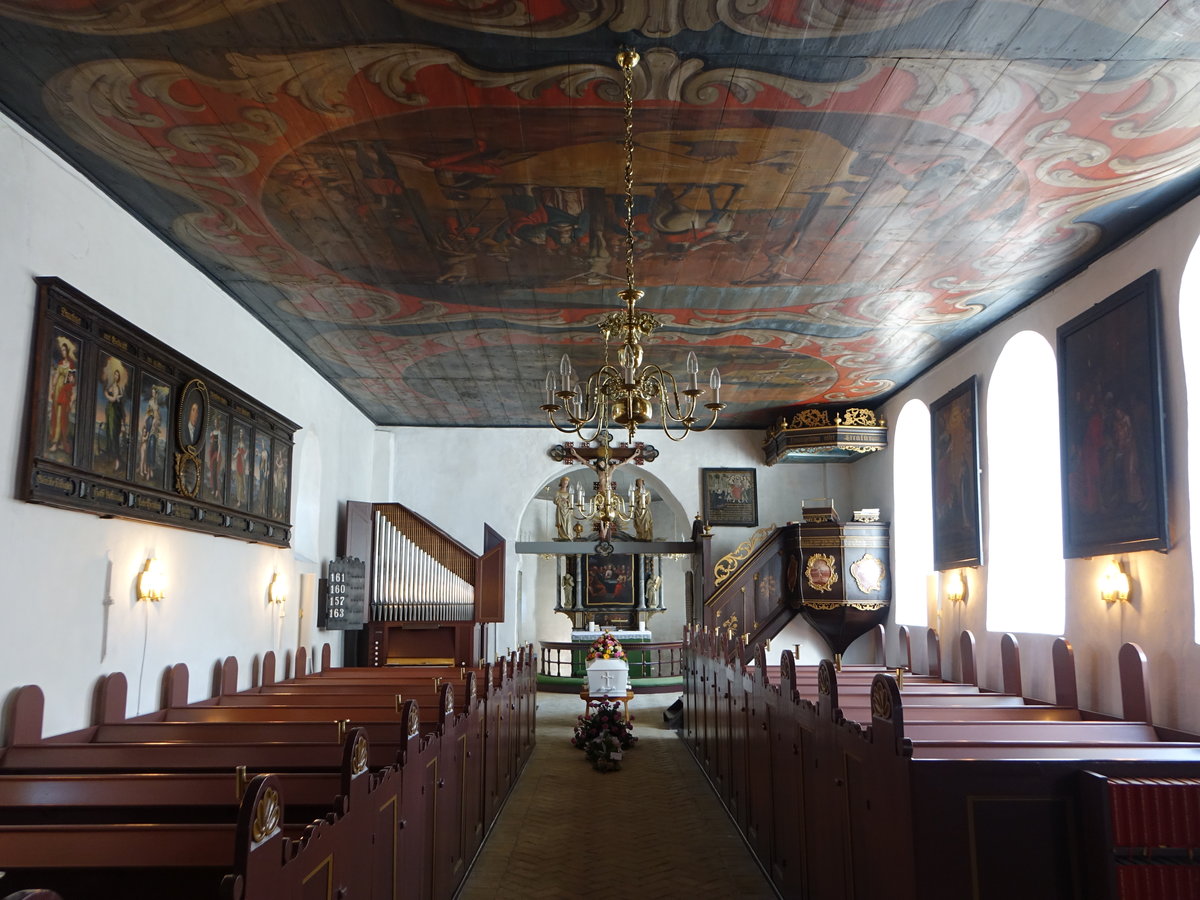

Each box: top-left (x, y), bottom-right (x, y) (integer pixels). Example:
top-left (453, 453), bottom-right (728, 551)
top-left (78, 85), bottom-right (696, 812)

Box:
top-left (268, 571), bottom-right (287, 605)
top-left (944, 569), bottom-right (966, 603)
top-left (137, 557), bottom-right (166, 602)
top-left (1100, 559), bottom-right (1131, 604)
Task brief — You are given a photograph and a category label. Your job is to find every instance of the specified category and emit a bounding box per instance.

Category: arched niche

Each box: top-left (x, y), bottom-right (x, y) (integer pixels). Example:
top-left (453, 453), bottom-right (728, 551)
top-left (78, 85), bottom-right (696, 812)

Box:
top-left (516, 467), bottom-right (692, 646)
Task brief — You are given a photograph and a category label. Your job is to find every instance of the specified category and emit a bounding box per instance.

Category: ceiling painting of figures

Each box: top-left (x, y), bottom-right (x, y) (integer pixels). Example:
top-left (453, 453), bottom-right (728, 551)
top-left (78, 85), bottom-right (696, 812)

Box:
top-left (0, 1), bottom-right (1198, 427)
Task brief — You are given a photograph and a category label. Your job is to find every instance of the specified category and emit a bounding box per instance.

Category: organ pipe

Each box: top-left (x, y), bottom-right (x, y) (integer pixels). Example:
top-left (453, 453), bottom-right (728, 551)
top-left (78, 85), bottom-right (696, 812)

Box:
top-left (370, 506), bottom-right (476, 623)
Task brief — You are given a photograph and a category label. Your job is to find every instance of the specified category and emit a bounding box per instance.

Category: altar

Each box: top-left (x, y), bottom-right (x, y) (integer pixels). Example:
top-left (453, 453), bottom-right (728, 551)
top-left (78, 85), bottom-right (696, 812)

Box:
top-left (570, 629), bottom-right (653, 643)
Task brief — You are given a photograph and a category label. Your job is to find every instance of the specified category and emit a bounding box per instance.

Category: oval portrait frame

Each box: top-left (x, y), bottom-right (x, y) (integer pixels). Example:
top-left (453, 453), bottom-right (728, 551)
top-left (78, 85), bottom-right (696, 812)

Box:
top-left (177, 378), bottom-right (210, 453)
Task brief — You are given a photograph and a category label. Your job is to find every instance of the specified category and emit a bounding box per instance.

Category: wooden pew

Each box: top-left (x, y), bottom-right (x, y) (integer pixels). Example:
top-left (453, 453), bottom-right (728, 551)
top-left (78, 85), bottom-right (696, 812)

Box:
top-left (0, 726), bottom-right (385, 900)
top-left (170, 659), bottom-right (488, 898)
top-left (0, 646), bottom-right (529, 900)
top-left (685, 625), bottom-right (1200, 900)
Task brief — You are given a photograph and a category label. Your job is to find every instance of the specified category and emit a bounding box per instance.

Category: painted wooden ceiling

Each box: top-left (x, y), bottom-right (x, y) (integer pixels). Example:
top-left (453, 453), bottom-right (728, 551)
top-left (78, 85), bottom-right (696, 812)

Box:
top-left (2, 1), bottom-right (1199, 429)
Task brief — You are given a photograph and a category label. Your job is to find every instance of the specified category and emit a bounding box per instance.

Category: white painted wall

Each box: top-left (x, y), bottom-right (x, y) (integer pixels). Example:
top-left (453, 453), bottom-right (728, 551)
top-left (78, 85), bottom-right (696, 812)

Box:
top-left (0, 113), bottom-right (377, 738)
top-left (854, 194), bottom-right (1200, 733)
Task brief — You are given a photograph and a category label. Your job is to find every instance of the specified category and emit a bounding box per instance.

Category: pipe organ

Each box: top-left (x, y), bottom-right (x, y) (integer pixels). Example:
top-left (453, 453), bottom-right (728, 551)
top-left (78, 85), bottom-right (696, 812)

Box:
top-left (342, 501), bottom-right (505, 667)
top-left (371, 506), bottom-right (475, 622)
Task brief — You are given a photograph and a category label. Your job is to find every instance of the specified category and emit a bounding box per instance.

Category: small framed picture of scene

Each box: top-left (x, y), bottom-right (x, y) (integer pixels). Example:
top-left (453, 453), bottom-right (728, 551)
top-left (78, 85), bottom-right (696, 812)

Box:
top-left (1057, 271), bottom-right (1169, 558)
top-left (702, 468), bottom-right (758, 527)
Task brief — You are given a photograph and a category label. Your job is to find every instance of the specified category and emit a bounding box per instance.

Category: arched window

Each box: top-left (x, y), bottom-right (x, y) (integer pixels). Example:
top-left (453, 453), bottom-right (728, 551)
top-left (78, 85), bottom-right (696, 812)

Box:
top-left (1182, 241), bottom-right (1200, 643)
top-left (986, 332), bottom-right (1065, 634)
top-left (893, 399), bottom-right (933, 626)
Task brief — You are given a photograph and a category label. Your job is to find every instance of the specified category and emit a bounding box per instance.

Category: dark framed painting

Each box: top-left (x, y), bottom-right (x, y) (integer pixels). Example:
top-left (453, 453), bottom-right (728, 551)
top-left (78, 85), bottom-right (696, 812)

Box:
top-left (177, 378), bottom-right (209, 452)
top-left (585, 554), bottom-right (636, 607)
top-left (252, 432), bottom-right (271, 516)
top-left (229, 421), bottom-right (252, 511)
top-left (202, 408), bottom-right (229, 504)
top-left (930, 376), bottom-right (983, 569)
top-left (702, 468), bottom-right (758, 527)
top-left (21, 277), bottom-right (297, 546)
top-left (42, 330), bottom-right (81, 466)
top-left (92, 351), bottom-right (133, 479)
top-left (133, 375), bottom-right (170, 488)
top-left (1057, 271), bottom-right (1169, 558)
top-left (271, 442), bottom-right (291, 521)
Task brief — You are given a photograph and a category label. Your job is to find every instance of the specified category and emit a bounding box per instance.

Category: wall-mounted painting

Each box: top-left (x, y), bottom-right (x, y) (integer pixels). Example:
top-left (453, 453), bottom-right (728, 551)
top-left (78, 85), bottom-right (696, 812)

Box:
top-left (202, 408), bottom-right (228, 505)
top-left (1058, 271), bottom-right (1169, 558)
top-left (133, 376), bottom-right (170, 488)
top-left (585, 554), bottom-right (636, 607)
top-left (931, 376), bottom-right (983, 569)
top-left (702, 468), bottom-right (758, 527)
top-left (21, 277), bottom-right (298, 546)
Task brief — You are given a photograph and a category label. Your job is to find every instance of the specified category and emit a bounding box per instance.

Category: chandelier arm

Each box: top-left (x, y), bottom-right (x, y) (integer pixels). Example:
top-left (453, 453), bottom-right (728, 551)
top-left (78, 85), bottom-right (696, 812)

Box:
top-left (639, 364), bottom-right (701, 421)
top-left (656, 405), bottom-right (724, 441)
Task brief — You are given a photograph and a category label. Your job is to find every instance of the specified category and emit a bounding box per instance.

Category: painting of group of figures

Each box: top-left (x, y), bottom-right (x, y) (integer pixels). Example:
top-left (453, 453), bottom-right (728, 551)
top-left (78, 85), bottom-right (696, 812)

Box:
top-left (26, 278), bottom-right (296, 545)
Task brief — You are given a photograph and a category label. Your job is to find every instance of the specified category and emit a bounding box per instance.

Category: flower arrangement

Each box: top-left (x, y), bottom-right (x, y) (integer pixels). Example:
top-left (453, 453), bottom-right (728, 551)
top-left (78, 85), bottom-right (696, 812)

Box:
top-left (586, 630), bottom-right (626, 662)
top-left (571, 700), bottom-right (637, 771)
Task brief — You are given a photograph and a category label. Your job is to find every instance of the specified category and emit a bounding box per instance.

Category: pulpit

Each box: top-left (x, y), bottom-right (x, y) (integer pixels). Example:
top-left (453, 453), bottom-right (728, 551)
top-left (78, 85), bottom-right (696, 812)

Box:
top-left (794, 520), bottom-right (891, 657)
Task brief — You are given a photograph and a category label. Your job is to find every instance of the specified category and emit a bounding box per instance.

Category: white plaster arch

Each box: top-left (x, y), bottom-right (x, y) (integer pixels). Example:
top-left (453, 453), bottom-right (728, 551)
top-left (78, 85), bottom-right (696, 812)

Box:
top-left (519, 464), bottom-right (689, 542)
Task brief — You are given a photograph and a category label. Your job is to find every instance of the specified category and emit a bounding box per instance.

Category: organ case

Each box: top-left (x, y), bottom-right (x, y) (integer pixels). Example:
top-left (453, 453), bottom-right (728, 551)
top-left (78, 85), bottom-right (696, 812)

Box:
top-left (341, 500), bottom-right (505, 666)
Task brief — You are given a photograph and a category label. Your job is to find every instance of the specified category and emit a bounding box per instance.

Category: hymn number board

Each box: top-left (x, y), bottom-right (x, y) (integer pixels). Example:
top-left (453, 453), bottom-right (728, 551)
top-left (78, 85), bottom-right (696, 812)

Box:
top-left (321, 557), bottom-right (366, 630)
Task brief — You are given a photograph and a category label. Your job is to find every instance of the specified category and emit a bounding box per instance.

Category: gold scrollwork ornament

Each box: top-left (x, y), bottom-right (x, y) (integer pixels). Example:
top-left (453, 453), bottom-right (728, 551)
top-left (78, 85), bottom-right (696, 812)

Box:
top-left (352, 734), bottom-right (369, 775)
top-left (802, 600), bottom-right (843, 611)
top-left (174, 448), bottom-right (202, 499)
top-left (713, 524), bottom-right (776, 587)
top-left (804, 553), bottom-right (839, 592)
top-left (871, 679), bottom-right (893, 719)
top-left (251, 786), bottom-right (282, 844)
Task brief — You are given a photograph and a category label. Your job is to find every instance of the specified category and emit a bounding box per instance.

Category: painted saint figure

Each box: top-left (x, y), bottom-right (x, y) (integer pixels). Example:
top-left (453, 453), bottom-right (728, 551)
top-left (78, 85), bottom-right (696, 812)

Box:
top-left (231, 432), bottom-right (249, 508)
top-left (47, 335), bottom-right (77, 456)
top-left (98, 361), bottom-right (128, 473)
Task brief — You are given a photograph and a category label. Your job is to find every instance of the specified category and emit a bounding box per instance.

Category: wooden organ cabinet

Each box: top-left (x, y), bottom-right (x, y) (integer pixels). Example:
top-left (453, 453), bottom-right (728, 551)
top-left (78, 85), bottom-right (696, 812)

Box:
top-left (341, 501), bottom-right (505, 667)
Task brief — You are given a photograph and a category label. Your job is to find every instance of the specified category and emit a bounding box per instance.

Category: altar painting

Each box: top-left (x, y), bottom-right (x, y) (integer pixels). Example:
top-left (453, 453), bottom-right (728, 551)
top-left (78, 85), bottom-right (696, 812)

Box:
top-left (585, 555), bottom-right (636, 608)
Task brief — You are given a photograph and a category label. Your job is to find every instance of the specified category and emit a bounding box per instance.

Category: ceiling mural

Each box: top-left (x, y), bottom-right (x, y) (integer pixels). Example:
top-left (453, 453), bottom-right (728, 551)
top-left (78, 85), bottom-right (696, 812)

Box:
top-left (2, 1), bottom-right (1200, 428)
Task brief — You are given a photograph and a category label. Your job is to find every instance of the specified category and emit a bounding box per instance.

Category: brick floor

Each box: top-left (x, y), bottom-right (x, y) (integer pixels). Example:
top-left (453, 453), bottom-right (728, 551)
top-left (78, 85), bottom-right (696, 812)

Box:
top-left (458, 692), bottom-right (778, 899)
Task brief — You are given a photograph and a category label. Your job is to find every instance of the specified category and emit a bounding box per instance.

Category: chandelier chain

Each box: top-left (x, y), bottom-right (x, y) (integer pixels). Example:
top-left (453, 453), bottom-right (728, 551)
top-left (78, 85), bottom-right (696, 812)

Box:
top-left (622, 53), bottom-right (637, 294)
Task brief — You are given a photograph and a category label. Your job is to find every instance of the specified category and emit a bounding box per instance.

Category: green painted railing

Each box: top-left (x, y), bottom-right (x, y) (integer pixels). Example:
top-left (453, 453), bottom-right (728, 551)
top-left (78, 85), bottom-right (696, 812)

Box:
top-left (539, 641), bottom-right (683, 680)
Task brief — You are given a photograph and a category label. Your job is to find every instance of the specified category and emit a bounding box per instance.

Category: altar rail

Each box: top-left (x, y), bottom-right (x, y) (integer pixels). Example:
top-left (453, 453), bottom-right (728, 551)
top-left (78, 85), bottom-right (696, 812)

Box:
top-left (683, 625), bottom-right (1200, 900)
top-left (539, 641), bottom-right (683, 680)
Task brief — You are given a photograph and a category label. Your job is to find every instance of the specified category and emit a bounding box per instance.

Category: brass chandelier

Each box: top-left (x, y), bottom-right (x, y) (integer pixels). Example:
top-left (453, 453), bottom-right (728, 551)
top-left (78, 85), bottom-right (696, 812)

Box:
top-left (541, 49), bottom-right (725, 443)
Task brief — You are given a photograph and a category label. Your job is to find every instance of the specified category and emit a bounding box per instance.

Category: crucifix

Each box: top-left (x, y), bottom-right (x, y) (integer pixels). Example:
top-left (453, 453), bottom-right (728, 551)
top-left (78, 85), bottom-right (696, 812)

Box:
top-left (550, 431), bottom-right (658, 547)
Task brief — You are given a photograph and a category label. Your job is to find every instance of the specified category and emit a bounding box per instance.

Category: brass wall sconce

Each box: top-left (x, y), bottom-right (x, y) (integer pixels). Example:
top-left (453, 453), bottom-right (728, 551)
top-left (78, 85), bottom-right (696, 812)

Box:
top-left (137, 557), bottom-right (166, 602)
top-left (1100, 559), bottom-right (1131, 604)
top-left (944, 569), bottom-right (966, 603)
top-left (268, 571), bottom-right (287, 605)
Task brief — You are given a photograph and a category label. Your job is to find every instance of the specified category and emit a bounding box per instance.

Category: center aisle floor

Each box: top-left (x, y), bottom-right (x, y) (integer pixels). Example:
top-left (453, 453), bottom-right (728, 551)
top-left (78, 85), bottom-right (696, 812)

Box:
top-left (457, 691), bottom-right (779, 899)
